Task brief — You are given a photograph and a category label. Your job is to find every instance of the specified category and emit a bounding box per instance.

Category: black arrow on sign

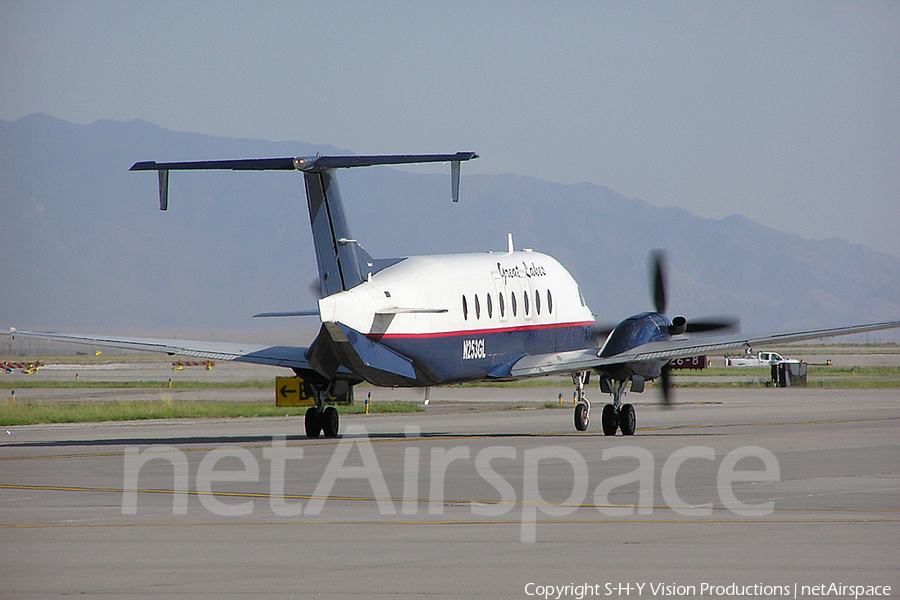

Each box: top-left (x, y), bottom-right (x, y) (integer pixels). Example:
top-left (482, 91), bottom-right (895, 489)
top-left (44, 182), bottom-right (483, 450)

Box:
top-left (279, 385), bottom-right (298, 398)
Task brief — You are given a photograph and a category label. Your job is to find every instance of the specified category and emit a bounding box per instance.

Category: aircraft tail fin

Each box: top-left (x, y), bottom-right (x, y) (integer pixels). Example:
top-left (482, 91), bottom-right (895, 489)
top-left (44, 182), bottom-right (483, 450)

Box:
top-left (131, 153), bottom-right (478, 297)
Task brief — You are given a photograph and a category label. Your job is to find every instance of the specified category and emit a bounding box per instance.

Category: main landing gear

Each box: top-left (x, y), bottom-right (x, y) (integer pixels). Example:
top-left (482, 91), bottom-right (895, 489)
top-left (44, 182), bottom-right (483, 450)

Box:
top-left (598, 379), bottom-right (636, 436)
top-left (305, 406), bottom-right (339, 438)
top-left (572, 373), bottom-right (636, 436)
top-left (304, 385), bottom-right (340, 438)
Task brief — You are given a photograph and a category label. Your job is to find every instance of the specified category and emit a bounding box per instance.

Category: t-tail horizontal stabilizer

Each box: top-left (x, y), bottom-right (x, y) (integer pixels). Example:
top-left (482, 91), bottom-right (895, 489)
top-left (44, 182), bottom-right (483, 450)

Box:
top-left (131, 152), bottom-right (478, 299)
top-left (130, 153), bottom-right (478, 210)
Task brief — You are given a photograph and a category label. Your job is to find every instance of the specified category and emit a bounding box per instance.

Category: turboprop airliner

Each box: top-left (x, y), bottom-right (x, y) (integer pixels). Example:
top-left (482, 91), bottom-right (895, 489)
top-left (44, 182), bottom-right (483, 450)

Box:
top-left (7, 153), bottom-right (900, 438)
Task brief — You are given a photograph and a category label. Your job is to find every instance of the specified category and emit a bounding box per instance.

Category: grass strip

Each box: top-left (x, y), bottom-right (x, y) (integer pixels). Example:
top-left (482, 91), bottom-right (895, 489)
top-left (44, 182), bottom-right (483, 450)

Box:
top-left (0, 380), bottom-right (272, 390)
top-left (650, 379), bottom-right (900, 389)
top-left (3, 367), bottom-right (898, 393)
top-left (0, 400), bottom-right (422, 426)
top-left (663, 366), bottom-right (900, 378)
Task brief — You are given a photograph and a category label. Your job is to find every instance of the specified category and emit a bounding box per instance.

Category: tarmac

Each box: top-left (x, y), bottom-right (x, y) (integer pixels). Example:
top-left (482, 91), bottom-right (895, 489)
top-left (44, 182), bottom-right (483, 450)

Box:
top-left (1, 379), bottom-right (898, 598)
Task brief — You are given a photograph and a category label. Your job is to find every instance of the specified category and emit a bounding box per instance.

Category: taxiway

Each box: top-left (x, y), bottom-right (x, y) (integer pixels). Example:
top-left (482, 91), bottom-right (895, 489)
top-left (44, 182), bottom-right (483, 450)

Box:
top-left (1, 385), bottom-right (898, 598)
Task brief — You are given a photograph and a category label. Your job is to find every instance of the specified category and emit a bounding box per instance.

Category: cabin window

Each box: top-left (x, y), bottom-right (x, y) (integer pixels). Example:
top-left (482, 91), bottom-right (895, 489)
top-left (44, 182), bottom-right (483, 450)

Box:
top-left (511, 292), bottom-right (517, 317)
top-left (474, 294), bottom-right (481, 319)
top-left (535, 290), bottom-right (541, 315)
top-left (487, 293), bottom-right (493, 318)
top-left (523, 290), bottom-right (529, 316)
top-left (462, 295), bottom-right (468, 320)
top-left (547, 290), bottom-right (553, 314)
top-left (499, 292), bottom-right (505, 318)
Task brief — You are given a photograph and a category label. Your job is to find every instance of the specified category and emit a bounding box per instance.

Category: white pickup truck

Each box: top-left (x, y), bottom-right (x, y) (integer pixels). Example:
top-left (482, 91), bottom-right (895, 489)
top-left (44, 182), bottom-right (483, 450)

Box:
top-left (725, 351), bottom-right (798, 367)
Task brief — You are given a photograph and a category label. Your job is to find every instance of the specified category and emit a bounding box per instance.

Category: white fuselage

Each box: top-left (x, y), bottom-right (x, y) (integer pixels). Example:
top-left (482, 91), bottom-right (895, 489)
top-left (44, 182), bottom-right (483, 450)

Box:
top-left (318, 250), bottom-right (595, 384)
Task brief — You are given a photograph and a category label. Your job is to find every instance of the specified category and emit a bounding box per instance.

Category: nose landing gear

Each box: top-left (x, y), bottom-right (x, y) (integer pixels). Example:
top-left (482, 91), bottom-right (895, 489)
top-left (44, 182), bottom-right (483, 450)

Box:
top-left (573, 372), bottom-right (591, 431)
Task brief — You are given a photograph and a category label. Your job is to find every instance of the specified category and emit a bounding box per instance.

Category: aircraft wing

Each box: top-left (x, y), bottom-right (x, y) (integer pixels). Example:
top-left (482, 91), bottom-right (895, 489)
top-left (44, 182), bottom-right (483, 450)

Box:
top-left (3, 329), bottom-right (311, 370)
top-left (508, 319), bottom-right (900, 378)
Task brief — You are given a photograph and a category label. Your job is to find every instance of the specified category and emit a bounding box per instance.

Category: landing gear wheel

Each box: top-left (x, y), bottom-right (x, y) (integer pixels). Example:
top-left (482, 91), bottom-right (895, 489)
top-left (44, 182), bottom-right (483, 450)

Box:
top-left (601, 404), bottom-right (618, 436)
top-left (304, 407), bottom-right (322, 439)
top-left (619, 403), bottom-right (636, 436)
top-left (574, 403), bottom-right (589, 431)
top-left (322, 406), bottom-right (340, 438)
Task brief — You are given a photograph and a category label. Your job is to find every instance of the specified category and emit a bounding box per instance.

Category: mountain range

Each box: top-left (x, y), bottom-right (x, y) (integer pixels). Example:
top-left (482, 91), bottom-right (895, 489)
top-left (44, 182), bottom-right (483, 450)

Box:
top-left (2, 114), bottom-right (898, 345)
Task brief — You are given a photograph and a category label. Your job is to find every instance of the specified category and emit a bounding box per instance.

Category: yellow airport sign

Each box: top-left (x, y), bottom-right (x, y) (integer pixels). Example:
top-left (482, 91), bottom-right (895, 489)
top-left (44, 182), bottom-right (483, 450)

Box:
top-left (274, 376), bottom-right (354, 406)
top-left (275, 376), bottom-right (315, 407)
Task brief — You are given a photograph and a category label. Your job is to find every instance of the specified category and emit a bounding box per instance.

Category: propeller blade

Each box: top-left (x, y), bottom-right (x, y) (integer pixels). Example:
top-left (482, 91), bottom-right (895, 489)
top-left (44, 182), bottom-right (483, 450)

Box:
top-left (651, 249), bottom-right (667, 315)
top-left (685, 315), bottom-right (741, 335)
top-left (659, 362), bottom-right (673, 407)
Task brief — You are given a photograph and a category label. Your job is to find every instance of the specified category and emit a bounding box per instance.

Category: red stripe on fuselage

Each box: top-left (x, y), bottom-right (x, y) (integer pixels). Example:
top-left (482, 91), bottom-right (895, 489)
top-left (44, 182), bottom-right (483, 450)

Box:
top-left (367, 320), bottom-right (594, 340)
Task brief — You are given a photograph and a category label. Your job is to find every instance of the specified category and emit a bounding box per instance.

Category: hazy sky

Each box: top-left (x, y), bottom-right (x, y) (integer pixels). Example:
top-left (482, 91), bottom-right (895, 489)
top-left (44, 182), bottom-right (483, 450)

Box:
top-left (3, 1), bottom-right (898, 257)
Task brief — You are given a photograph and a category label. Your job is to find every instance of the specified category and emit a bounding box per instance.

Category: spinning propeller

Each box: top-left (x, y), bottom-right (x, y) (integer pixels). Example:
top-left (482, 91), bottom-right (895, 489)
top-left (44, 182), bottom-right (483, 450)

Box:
top-left (650, 250), bottom-right (739, 405)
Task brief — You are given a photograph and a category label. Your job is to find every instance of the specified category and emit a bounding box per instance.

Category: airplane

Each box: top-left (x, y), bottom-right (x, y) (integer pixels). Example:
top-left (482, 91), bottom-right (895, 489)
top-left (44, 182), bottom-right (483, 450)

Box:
top-left (6, 152), bottom-right (900, 438)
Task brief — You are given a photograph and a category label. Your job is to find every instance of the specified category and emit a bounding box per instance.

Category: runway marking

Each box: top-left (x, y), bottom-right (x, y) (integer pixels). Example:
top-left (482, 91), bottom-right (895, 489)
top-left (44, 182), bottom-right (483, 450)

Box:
top-left (329, 415), bottom-right (900, 440)
top-left (637, 415), bottom-right (900, 433)
top-left (0, 443), bottom-right (307, 462)
top-left (1, 415), bottom-right (898, 461)
top-left (2, 517), bottom-right (899, 529)
top-left (2, 483), bottom-right (898, 514)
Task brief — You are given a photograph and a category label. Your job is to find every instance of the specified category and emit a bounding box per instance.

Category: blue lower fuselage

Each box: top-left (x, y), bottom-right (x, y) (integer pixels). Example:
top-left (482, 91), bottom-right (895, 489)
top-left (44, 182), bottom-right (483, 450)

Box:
top-left (374, 320), bottom-right (595, 385)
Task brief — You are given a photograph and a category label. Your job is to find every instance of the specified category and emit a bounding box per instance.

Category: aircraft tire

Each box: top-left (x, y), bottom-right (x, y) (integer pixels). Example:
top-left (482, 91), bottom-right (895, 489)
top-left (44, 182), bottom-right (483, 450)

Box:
top-left (322, 406), bottom-right (340, 438)
top-left (305, 407), bottom-right (322, 438)
top-left (574, 403), bottom-right (589, 431)
top-left (619, 403), bottom-right (636, 436)
top-left (601, 404), bottom-right (618, 436)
